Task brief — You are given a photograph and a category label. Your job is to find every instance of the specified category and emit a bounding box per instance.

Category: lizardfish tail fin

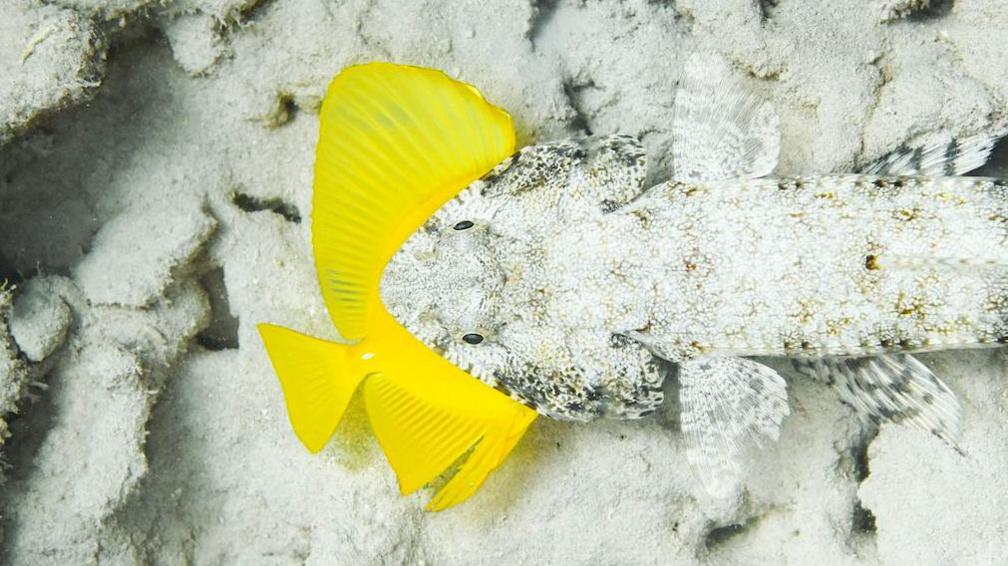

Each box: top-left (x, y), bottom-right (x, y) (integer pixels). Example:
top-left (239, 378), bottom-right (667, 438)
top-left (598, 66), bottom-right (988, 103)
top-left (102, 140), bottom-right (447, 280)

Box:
top-left (257, 324), bottom-right (365, 453)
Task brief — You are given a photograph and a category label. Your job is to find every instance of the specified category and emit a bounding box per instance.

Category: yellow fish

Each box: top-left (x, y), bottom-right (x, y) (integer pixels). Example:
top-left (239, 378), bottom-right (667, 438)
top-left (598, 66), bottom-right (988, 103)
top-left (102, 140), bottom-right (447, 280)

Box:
top-left (257, 63), bottom-right (536, 511)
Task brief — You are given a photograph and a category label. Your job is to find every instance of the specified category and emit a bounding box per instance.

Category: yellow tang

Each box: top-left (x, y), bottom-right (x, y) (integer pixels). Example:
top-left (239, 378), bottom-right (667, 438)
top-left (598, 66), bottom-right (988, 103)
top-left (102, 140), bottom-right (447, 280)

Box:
top-left (257, 63), bottom-right (537, 511)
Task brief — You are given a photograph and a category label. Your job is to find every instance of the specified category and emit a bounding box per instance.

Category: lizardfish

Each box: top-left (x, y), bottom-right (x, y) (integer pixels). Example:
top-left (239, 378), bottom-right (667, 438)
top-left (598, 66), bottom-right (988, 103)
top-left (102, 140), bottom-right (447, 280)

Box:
top-left (259, 54), bottom-right (1002, 509)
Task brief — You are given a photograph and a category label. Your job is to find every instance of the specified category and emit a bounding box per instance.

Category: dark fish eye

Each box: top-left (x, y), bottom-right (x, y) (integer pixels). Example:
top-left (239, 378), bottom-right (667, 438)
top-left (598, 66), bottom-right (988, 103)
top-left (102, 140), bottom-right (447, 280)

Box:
top-left (453, 220), bottom-right (474, 231)
top-left (462, 333), bottom-right (484, 344)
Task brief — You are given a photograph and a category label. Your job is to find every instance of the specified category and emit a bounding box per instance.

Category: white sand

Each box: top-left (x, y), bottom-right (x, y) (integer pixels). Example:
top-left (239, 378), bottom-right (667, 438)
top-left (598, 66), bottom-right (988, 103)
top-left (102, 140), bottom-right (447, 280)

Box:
top-left (2, 0), bottom-right (1008, 563)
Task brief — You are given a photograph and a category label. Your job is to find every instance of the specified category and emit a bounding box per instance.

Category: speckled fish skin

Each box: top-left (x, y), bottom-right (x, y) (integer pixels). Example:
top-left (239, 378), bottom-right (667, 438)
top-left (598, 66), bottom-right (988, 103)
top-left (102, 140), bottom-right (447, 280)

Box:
top-left (380, 137), bottom-right (1008, 422)
top-left (631, 173), bottom-right (1008, 361)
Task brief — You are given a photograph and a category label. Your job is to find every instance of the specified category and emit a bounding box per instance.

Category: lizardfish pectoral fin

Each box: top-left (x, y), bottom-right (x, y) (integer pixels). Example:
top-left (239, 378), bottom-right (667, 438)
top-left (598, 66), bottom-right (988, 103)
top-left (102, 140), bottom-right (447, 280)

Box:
top-left (670, 52), bottom-right (780, 182)
top-left (793, 354), bottom-right (963, 450)
top-left (678, 356), bottom-right (790, 497)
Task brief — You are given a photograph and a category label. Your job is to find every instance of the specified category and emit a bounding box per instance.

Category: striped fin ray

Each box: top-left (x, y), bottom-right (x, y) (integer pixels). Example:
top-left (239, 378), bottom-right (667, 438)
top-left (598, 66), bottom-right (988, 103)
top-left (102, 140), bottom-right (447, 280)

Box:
top-left (859, 132), bottom-right (997, 176)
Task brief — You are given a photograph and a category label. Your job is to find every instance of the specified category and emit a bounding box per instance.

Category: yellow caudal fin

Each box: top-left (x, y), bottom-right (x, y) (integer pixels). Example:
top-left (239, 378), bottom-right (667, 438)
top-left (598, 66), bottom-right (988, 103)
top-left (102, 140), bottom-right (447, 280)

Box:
top-left (362, 311), bottom-right (537, 511)
top-left (311, 62), bottom-right (515, 342)
top-left (257, 324), bottom-right (365, 453)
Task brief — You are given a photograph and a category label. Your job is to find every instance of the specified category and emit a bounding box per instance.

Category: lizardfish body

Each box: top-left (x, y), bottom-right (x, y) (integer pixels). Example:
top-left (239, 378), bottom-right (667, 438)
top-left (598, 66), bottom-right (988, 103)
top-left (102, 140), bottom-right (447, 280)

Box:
top-left (259, 56), bottom-right (1001, 508)
top-left (383, 142), bottom-right (1008, 425)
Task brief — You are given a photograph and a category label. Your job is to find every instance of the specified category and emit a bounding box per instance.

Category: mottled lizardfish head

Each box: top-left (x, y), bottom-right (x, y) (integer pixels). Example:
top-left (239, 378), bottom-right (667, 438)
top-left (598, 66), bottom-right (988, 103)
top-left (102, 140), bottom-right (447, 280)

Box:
top-left (380, 181), bottom-right (521, 382)
top-left (381, 141), bottom-right (661, 421)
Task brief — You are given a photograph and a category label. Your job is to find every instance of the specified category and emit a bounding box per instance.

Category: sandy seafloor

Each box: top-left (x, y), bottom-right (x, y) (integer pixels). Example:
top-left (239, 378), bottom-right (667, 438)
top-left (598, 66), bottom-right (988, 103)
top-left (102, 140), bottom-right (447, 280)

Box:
top-left (2, 0), bottom-right (1008, 564)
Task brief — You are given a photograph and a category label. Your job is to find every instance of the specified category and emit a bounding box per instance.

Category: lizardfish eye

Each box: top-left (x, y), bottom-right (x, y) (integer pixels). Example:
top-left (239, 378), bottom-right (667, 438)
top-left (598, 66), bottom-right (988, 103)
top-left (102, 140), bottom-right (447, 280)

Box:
top-left (453, 220), bottom-right (474, 231)
top-left (462, 333), bottom-right (484, 344)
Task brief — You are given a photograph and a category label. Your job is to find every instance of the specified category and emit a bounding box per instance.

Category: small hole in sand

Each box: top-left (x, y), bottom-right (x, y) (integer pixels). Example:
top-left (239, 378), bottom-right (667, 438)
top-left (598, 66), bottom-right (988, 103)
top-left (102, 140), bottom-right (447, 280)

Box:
top-left (232, 191), bottom-right (301, 224)
top-left (705, 523), bottom-right (747, 549)
top-left (851, 501), bottom-right (877, 534)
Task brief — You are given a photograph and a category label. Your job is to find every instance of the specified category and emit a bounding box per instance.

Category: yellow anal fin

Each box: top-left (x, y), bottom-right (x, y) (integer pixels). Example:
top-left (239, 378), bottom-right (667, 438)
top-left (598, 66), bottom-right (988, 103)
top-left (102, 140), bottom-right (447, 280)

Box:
top-left (364, 372), bottom-right (535, 510)
top-left (312, 62), bottom-right (516, 342)
top-left (426, 407), bottom-right (534, 511)
top-left (360, 311), bottom-right (536, 510)
top-left (257, 324), bottom-right (363, 453)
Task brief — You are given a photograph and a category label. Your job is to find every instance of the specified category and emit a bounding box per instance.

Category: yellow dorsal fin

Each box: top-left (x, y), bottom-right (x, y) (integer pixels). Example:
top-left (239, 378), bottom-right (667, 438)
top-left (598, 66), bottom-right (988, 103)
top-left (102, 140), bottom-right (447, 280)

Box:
top-left (257, 324), bottom-right (364, 453)
top-left (312, 62), bottom-right (516, 341)
top-left (362, 311), bottom-right (537, 509)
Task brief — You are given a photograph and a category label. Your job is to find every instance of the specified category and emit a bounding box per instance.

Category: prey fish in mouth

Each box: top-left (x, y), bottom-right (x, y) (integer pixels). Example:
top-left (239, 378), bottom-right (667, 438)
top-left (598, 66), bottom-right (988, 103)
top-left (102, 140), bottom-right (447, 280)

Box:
top-left (259, 54), bottom-right (1004, 509)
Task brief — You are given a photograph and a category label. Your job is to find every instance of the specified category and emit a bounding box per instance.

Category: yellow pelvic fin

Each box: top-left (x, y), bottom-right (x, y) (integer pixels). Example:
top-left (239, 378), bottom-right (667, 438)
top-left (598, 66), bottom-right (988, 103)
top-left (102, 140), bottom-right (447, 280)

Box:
top-left (311, 62), bottom-right (516, 342)
top-left (257, 324), bottom-right (365, 453)
top-left (361, 310), bottom-right (536, 511)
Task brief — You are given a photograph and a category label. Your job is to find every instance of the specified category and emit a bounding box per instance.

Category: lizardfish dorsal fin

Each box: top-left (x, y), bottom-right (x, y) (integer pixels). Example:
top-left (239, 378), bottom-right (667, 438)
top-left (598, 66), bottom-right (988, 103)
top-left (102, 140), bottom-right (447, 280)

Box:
top-left (312, 62), bottom-right (516, 341)
top-left (259, 63), bottom-right (537, 511)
